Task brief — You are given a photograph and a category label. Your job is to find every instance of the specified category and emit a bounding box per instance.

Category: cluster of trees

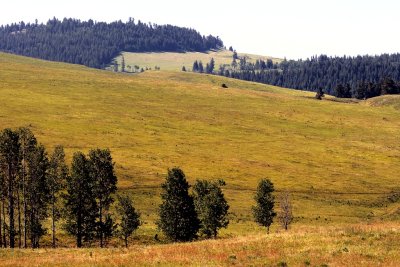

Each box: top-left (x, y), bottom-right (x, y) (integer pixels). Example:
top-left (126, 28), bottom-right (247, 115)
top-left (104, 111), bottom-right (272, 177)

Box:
top-left (334, 77), bottom-right (400, 99)
top-left (158, 168), bottom-right (293, 242)
top-left (215, 53), bottom-right (400, 99)
top-left (192, 58), bottom-right (215, 74)
top-left (0, 128), bottom-right (292, 247)
top-left (0, 18), bottom-right (223, 68)
top-left (0, 128), bottom-right (140, 248)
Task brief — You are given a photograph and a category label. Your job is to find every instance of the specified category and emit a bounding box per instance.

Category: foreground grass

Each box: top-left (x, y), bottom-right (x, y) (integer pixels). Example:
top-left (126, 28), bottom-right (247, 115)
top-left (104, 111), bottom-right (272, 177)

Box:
top-left (0, 222), bottom-right (399, 266)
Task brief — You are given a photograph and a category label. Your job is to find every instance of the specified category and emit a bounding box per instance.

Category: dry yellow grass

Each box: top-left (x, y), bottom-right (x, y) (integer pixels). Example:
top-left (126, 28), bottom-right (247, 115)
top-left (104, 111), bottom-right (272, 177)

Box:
top-left (0, 222), bottom-right (399, 266)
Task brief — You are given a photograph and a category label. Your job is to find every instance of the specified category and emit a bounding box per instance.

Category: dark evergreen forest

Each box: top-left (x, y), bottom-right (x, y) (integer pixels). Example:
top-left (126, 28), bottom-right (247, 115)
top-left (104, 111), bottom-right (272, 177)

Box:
top-left (0, 18), bottom-right (223, 68)
top-left (217, 54), bottom-right (400, 98)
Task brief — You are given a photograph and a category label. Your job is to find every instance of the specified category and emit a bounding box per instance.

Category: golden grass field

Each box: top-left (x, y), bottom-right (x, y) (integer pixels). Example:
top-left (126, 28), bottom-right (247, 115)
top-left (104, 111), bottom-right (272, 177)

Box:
top-left (0, 52), bottom-right (399, 265)
top-left (114, 50), bottom-right (280, 71)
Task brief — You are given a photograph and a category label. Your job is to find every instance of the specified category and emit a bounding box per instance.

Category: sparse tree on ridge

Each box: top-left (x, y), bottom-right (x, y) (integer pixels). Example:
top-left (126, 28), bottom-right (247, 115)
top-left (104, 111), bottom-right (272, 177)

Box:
top-left (198, 61), bottom-right (204, 73)
top-left (116, 194), bottom-right (141, 248)
top-left (192, 60), bottom-right (199, 72)
top-left (252, 179), bottom-right (276, 234)
top-left (193, 179), bottom-right (229, 238)
top-left (121, 55), bottom-right (125, 72)
top-left (157, 168), bottom-right (200, 242)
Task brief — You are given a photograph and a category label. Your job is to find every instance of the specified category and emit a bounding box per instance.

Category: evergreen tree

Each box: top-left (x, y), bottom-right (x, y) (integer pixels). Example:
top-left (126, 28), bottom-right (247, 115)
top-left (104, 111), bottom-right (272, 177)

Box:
top-left (116, 194), bottom-right (140, 248)
top-left (0, 129), bottom-right (20, 248)
top-left (193, 179), bottom-right (229, 238)
top-left (48, 145), bottom-right (68, 248)
top-left (121, 55), bottom-right (125, 72)
top-left (252, 179), bottom-right (276, 234)
top-left (198, 61), bottom-right (204, 73)
top-left (192, 60), bottom-right (199, 72)
top-left (206, 58), bottom-right (215, 74)
top-left (26, 144), bottom-right (50, 248)
top-left (157, 168), bottom-right (199, 242)
top-left (17, 127), bottom-right (37, 248)
top-left (88, 148), bottom-right (117, 248)
top-left (63, 152), bottom-right (97, 248)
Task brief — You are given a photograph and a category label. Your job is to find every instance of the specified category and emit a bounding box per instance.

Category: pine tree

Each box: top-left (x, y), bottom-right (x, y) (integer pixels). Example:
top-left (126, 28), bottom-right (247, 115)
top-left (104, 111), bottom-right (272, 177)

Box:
top-left (48, 145), bottom-right (68, 248)
top-left (116, 195), bottom-right (140, 247)
top-left (26, 144), bottom-right (50, 248)
top-left (192, 60), bottom-right (199, 72)
top-left (63, 152), bottom-right (97, 248)
top-left (252, 179), bottom-right (276, 234)
top-left (0, 129), bottom-right (20, 248)
top-left (121, 55), bottom-right (125, 72)
top-left (88, 148), bottom-right (117, 248)
top-left (193, 179), bottom-right (229, 238)
top-left (198, 61), bottom-right (204, 73)
top-left (157, 168), bottom-right (199, 242)
top-left (17, 127), bottom-right (37, 248)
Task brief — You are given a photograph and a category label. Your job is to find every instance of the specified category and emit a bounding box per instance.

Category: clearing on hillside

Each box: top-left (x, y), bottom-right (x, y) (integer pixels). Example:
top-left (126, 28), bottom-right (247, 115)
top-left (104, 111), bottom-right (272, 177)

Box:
top-left (111, 49), bottom-right (280, 71)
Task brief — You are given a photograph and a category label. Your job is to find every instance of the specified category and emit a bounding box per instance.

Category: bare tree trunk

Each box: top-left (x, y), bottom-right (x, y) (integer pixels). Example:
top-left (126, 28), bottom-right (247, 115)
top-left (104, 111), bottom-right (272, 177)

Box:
top-left (99, 202), bottom-right (103, 248)
top-left (8, 165), bottom-right (15, 248)
top-left (17, 187), bottom-right (21, 248)
top-left (2, 199), bottom-right (6, 247)
top-left (22, 158), bottom-right (27, 248)
top-left (52, 197), bottom-right (56, 248)
top-left (0, 200), bottom-right (2, 248)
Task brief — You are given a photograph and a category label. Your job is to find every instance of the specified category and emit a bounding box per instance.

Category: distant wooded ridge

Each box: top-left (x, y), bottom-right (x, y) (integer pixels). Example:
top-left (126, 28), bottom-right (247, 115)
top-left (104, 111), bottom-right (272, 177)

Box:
top-left (0, 18), bottom-right (223, 68)
top-left (208, 53), bottom-right (400, 97)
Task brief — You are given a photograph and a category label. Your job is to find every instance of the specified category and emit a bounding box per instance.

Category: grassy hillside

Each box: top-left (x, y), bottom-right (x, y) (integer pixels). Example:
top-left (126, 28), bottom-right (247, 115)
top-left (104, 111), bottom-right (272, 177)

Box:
top-left (0, 52), bottom-right (399, 236)
top-left (113, 49), bottom-right (280, 71)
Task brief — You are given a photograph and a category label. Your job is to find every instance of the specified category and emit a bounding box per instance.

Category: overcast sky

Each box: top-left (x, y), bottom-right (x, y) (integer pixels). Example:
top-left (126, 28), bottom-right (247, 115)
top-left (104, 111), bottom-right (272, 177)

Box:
top-left (1, 0), bottom-right (399, 59)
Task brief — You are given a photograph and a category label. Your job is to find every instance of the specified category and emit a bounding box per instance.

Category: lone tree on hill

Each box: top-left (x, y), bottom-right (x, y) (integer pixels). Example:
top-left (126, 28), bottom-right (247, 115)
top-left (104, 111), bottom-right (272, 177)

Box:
top-left (193, 179), bottom-right (229, 238)
top-left (116, 194), bottom-right (141, 248)
top-left (252, 179), bottom-right (276, 234)
top-left (278, 191), bottom-right (293, 230)
top-left (157, 168), bottom-right (200, 242)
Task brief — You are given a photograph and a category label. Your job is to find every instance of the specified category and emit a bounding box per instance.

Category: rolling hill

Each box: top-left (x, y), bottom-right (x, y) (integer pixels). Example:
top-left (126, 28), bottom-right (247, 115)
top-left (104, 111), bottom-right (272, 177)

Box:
top-left (0, 52), bottom-right (400, 265)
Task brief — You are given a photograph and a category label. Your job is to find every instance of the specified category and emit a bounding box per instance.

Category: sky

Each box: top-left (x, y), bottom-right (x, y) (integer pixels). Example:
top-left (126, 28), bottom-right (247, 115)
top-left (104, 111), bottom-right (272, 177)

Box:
top-left (1, 0), bottom-right (400, 59)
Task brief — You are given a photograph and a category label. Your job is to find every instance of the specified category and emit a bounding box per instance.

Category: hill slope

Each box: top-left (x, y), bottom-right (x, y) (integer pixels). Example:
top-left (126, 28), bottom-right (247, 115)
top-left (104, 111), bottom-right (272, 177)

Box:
top-left (0, 52), bottom-right (399, 232)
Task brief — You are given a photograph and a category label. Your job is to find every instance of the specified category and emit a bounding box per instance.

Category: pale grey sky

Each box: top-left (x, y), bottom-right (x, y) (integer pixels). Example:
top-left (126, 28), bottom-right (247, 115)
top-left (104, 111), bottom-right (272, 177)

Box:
top-left (1, 0), bottom-right (399, 59)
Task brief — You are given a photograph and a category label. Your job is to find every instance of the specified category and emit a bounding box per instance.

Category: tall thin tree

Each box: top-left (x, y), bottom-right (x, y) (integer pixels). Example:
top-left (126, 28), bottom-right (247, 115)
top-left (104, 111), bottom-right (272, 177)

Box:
top-left (48, 145), bottom-right (68, 248)
top-left (88, 148), bottom-right (117, 248)
top-left (0, 129), bottom-right (21, 248)
top-left (17, 127), bottom-right (37, 248)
